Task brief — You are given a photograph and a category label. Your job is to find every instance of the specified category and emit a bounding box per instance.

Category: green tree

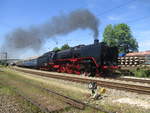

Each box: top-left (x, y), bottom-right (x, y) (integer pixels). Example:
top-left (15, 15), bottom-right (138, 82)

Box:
top-left (61, 44), bottom-right (70, 50)
top-left (53, 47), bottom-right (60, 51)
top-left (53, 44), bottom-right (70, 51)
top-left (103, 23), bottom-right (138, 53)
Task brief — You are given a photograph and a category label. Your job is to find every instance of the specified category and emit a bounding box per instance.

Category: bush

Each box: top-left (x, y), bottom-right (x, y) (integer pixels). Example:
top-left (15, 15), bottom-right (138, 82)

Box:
top-left (121, 67), bottom-right (150, 78)
top-left (131, 68), bottom-right (150, 78)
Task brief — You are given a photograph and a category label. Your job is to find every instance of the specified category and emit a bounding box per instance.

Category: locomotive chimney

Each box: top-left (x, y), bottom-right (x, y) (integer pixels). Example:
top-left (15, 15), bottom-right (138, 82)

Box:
top-left (94, 39), bottom-right (99, 44)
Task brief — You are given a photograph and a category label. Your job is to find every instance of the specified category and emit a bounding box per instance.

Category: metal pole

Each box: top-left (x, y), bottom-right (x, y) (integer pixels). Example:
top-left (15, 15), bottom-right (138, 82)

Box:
top-left (5, 52), bottom-right (7, 64)
top-left (0, 53), bottom-right (1, 64)
top-left (0, 53), bottom-right (1, 60)
top-left (0, 52), bottom-right (8, 65)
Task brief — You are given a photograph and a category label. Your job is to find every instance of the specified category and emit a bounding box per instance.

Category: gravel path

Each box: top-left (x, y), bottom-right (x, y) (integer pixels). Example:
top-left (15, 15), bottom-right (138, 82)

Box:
top-left (0, 94), bottom-right (25, 113)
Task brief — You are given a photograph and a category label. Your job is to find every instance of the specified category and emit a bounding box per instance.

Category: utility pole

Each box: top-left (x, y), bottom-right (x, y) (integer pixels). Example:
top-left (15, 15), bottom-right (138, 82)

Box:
top-left (5, 52), bottom-right (7, 63)
top-left (0, 52), bottom-right (8, 64)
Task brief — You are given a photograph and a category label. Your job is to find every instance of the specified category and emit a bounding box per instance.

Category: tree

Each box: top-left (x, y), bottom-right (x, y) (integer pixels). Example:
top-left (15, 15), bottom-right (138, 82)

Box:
top-left (103, 24), bottom-right (116, 46)
top-left (52, 44), bottom-right (70, 51)
top-left (103, 23), bottom-right (138, 53)
top-left (61, 44), bottom-right (70, 50)
top-left (53, 47), bottom-right (60, 51)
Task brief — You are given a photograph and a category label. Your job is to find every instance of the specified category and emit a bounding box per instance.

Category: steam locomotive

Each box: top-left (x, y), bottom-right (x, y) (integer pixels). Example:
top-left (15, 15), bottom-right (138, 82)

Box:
top-left (16, 39), bottom-right (118, 77)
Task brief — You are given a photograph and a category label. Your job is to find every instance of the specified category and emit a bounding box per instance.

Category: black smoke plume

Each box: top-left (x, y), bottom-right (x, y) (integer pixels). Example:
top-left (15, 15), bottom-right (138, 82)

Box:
top-left (3, 9), bottom-right (99, 54)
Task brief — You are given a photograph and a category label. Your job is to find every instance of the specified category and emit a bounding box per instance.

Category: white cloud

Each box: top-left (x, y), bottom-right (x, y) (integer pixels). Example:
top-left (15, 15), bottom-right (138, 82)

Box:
top-left (138, 40), bottom-right (150, 51)
top-left (128, 5), bottom-right (137, 9)
top-left (138, 30), bottom-right (150, 36)
top-left (108, 16), bottom-right (121, 21)
top-left (135, 30), bottom-right (150, 51)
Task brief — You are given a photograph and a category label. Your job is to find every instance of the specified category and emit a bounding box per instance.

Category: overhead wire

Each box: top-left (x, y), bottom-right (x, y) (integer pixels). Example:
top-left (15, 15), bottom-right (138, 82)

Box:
top-left (97, 0), bottom-right (138, 16)
top-left (0, 0), bottom-right (148, 28)
top-left (96, 0), bottom-right (149, 24)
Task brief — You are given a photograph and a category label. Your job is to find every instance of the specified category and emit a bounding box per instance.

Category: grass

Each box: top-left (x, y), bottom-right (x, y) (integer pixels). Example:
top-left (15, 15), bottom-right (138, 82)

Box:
top-left (0, 85), bottom-right (13, 95)
top-left (131, 67), bottom-right (150, 78)
top-left (120, 67), bottom-right (150, 78)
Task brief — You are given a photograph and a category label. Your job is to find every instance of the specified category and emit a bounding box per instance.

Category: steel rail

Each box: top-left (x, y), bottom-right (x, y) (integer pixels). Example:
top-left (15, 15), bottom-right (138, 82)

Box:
top-left (110, 77), bottom-right (150, 84)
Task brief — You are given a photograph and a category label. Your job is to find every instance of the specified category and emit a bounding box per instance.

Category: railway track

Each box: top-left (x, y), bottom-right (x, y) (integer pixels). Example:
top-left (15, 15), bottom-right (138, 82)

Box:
top-left (108, 77), bottom-right (150, 84)
top-left (14, 68), bottom-right (150, 95)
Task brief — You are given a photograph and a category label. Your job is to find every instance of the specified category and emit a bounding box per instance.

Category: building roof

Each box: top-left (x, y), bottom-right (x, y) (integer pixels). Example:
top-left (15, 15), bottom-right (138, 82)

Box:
top-left (126, 51), bottom-right (150, 56)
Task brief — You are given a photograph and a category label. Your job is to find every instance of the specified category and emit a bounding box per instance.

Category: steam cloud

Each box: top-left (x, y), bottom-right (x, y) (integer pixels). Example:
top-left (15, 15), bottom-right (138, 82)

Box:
top-left (3, 9), bottom-right (99, 53)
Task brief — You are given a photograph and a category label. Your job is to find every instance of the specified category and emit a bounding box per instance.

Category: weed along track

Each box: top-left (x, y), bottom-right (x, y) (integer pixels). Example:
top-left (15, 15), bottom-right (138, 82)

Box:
top-left (14, 67), bottom-right (150, 95)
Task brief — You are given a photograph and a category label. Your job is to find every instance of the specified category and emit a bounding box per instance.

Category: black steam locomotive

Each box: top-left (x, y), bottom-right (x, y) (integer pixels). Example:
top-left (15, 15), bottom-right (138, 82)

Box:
top-left (16, 39), bottom-right (118, 77)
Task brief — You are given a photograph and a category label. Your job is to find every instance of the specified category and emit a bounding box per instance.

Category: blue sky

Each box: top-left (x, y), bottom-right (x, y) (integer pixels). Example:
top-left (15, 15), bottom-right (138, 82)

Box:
top-left (0, 0), bottom-right (150, 58)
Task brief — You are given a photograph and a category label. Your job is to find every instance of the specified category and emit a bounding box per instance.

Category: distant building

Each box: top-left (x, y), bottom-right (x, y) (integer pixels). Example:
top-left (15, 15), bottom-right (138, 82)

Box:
top-left (0, 59), bottom-right (20, 64)
top-left (126, 50), bottom-right (150, 57)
